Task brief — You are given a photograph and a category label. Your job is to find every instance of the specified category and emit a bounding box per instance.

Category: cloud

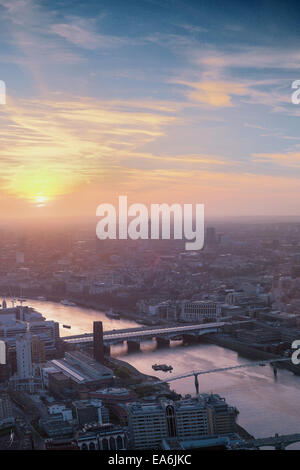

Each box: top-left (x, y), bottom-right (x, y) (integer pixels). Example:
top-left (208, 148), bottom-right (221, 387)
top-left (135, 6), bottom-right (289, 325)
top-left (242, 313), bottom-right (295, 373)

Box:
top-left (192, 46), bottom-right (300, 71)
top-left (175, 79), bottom-right (249, 107)
top-left (50, 18), bottom-right (132, 50)
top-left (0, 94), bottom-right (178, 201)
top-left (253, 152), bottom-right (300, 169)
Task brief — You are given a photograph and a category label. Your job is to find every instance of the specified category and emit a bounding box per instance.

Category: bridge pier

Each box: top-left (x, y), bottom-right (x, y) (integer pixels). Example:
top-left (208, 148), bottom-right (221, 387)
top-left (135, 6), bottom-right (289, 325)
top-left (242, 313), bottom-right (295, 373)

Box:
top-left (194, 374), bottom-right (199, 395)
top-left (274, 443), bottom-right (285, 450)
top-left (182, 334), bottom-right (198, 344)
top-left (156, 337), bottom-right (170, 348)
top-left (104, 344), bottom-right (111, 356)
top-left (127, 340), bottom-right (141, 352)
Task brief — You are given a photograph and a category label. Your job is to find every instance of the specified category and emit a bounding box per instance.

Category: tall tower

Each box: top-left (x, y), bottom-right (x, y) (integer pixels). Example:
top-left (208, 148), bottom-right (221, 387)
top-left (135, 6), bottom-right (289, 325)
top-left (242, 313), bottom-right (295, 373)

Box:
top-left (16, 333), bottom-right (33, 379)
top-left (31, 335), bottom-right (46, 364)
top-left (93, 321), bottom-right (104, 363)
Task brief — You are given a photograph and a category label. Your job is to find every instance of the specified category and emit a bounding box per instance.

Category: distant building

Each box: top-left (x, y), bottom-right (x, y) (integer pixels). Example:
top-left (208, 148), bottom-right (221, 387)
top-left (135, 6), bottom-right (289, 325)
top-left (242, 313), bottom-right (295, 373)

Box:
top-left (205, 227), bottom-right (217, 248)
top-left (180, 301), bottom-right (221, 322)
top-left (16, 251), bottom-right (25, 264)
top-left (0, 306), bottom-right (59, 358)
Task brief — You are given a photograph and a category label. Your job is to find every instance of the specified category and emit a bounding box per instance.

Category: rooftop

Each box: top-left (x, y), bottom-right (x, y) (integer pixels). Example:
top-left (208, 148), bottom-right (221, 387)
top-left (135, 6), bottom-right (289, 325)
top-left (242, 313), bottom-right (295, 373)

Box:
top-left (48, 351), bottom-right (113, 384)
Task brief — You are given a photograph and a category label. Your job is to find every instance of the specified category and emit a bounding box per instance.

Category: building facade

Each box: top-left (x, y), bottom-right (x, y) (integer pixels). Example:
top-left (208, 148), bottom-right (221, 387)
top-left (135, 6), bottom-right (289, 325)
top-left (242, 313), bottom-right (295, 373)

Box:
top-left (127, 395), bottom-right (237, 449)
top-left (16, 332), bottom-right (33, 379)
top-left (180, 301), bottom-right (221, 322)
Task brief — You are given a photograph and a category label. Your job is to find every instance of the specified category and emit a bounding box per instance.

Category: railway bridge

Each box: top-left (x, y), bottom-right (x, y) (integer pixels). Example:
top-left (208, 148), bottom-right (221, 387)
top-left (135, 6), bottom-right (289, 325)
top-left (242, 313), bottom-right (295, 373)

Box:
top-left (63, 321), bottom-right (228, 353)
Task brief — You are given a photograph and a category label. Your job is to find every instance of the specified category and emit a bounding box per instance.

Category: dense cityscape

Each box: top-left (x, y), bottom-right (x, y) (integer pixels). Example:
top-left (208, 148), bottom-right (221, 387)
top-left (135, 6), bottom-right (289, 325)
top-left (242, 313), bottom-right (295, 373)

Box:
top-left (0, 220), bottom-right (300, 450)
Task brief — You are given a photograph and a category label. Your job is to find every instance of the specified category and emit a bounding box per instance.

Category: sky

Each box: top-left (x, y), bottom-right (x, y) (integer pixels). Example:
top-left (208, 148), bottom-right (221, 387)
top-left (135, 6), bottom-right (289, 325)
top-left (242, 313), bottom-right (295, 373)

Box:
top-left (0, 0), bottom-right (300, 221)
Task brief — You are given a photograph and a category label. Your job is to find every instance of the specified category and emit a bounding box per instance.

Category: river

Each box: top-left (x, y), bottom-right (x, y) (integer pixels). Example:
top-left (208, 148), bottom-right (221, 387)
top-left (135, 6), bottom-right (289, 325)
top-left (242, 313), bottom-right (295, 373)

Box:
top-left (18, 299), bottom-right (300, 448)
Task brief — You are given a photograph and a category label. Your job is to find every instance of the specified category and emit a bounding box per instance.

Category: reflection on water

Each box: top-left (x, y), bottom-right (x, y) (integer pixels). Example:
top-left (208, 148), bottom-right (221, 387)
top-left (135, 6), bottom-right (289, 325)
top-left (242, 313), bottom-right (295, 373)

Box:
top-left (21, 298), bottom-right (140, 336)
top-left (112, 340), bottom-right (300, 447)
top-left (19, 299), bottom-right (300, 448)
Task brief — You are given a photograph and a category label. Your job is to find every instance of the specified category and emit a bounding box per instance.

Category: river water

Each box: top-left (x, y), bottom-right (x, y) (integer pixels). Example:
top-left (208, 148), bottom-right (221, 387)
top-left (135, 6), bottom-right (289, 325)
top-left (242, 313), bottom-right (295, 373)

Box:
top-left (19, 299), bottom-right (300, 448)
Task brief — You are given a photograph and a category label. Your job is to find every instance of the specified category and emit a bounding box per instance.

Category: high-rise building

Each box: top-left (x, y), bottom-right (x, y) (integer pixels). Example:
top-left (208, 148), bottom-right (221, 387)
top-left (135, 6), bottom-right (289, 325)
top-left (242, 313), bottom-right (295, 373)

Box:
top-left (16, 333), bottom-right (33, 379)
top-left (31, 335), bottom-right (46, 364)
top-left (206, 396), bottom-right (237, 435)
top-left (93, 321), bottom-right (104, 363)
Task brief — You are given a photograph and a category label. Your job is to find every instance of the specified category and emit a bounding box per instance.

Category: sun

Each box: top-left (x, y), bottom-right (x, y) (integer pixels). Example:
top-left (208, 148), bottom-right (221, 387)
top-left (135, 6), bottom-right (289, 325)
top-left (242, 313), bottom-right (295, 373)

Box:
top-left (34, 195), bottom-right (48, 207)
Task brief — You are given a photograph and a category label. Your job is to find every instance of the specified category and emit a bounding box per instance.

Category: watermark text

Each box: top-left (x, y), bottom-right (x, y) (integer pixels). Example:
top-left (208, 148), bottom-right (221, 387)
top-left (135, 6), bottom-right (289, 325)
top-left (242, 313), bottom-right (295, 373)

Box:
top-left (96, 196), bottom-right (205, 251)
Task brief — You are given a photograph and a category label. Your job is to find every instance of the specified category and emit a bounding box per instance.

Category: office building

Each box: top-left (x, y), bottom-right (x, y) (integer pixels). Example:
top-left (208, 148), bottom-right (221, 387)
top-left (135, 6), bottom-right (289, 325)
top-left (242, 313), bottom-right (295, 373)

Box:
top-left (72, 398), bottom-right (109, 427)
top-left (180, 301), bottom-right (221, 322)
top-left (127, 395), bottom-right (237, 449)
top-left (16, 332), bottom-right (33, 379)
top-left (31, 335), bottom-right (46, 363)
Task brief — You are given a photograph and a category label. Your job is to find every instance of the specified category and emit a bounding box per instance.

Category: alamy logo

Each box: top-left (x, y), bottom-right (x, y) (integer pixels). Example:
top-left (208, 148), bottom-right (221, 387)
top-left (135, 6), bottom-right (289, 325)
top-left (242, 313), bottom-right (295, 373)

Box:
top-left (291, 80), bottom-right (300, 105)
top-left (291, 340), bottom-right (300, 364)
top-left (0, 81), bottom-right (6, 104)
top-left (96, 196), bottom-right (205, 251)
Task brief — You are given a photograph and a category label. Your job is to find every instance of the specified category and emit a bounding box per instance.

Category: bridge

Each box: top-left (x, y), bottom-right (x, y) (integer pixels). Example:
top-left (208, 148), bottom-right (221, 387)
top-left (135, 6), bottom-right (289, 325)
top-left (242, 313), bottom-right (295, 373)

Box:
top-left (148, 357), bottom-right (290, 386)
top-left (142, 357), bottom-right (290, 395)
top-left (245, 433), bottom-right (300, 450)
top-left (63, 321), bottom-right (227, 352)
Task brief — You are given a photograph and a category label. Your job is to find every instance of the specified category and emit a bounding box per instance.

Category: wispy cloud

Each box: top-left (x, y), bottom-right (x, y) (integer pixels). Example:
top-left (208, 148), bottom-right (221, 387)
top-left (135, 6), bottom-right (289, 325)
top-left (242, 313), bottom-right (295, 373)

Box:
top-left (175, 79), bottom-right (249, 107)
top-left (253, 151), bottom-right (300, 169)
top-left (0, 94), bottom-right (178, 200)
top-left (192, 46), bottom-right (300, 70)
top-left (50, 17), bottom-right (134, 50)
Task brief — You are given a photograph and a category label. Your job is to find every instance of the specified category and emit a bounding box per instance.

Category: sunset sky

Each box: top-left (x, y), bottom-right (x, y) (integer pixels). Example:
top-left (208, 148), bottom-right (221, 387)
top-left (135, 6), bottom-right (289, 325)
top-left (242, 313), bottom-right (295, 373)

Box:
top-left (0, 0), bottom-right (300, 221)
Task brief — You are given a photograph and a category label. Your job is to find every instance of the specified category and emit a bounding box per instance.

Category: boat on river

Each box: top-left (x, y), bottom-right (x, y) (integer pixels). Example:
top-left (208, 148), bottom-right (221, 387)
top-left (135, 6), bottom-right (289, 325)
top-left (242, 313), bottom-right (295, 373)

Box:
top-left (152, 364), bottom-right (173, 372)
top-left (105, 309), bottom-right (120, 319)
top-left (61, 299), bottom-right (77, 307)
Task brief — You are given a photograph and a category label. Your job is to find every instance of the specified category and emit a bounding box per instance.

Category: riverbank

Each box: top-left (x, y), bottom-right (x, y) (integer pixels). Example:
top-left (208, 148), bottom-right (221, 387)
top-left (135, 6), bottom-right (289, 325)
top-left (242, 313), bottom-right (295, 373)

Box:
top-left (1, 292), bottom-right (165, 327)
top-left (106, 355), bottom-right (178, 399)
top-left (203, 334), bottom-right (300, 375)
top-left (235, 424), bottom-right (254, 440)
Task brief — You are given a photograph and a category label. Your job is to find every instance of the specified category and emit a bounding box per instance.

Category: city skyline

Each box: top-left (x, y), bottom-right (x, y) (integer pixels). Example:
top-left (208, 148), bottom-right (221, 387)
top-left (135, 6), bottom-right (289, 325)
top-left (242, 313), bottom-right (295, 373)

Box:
top-left (0, 0), bottom-right (300, 221)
